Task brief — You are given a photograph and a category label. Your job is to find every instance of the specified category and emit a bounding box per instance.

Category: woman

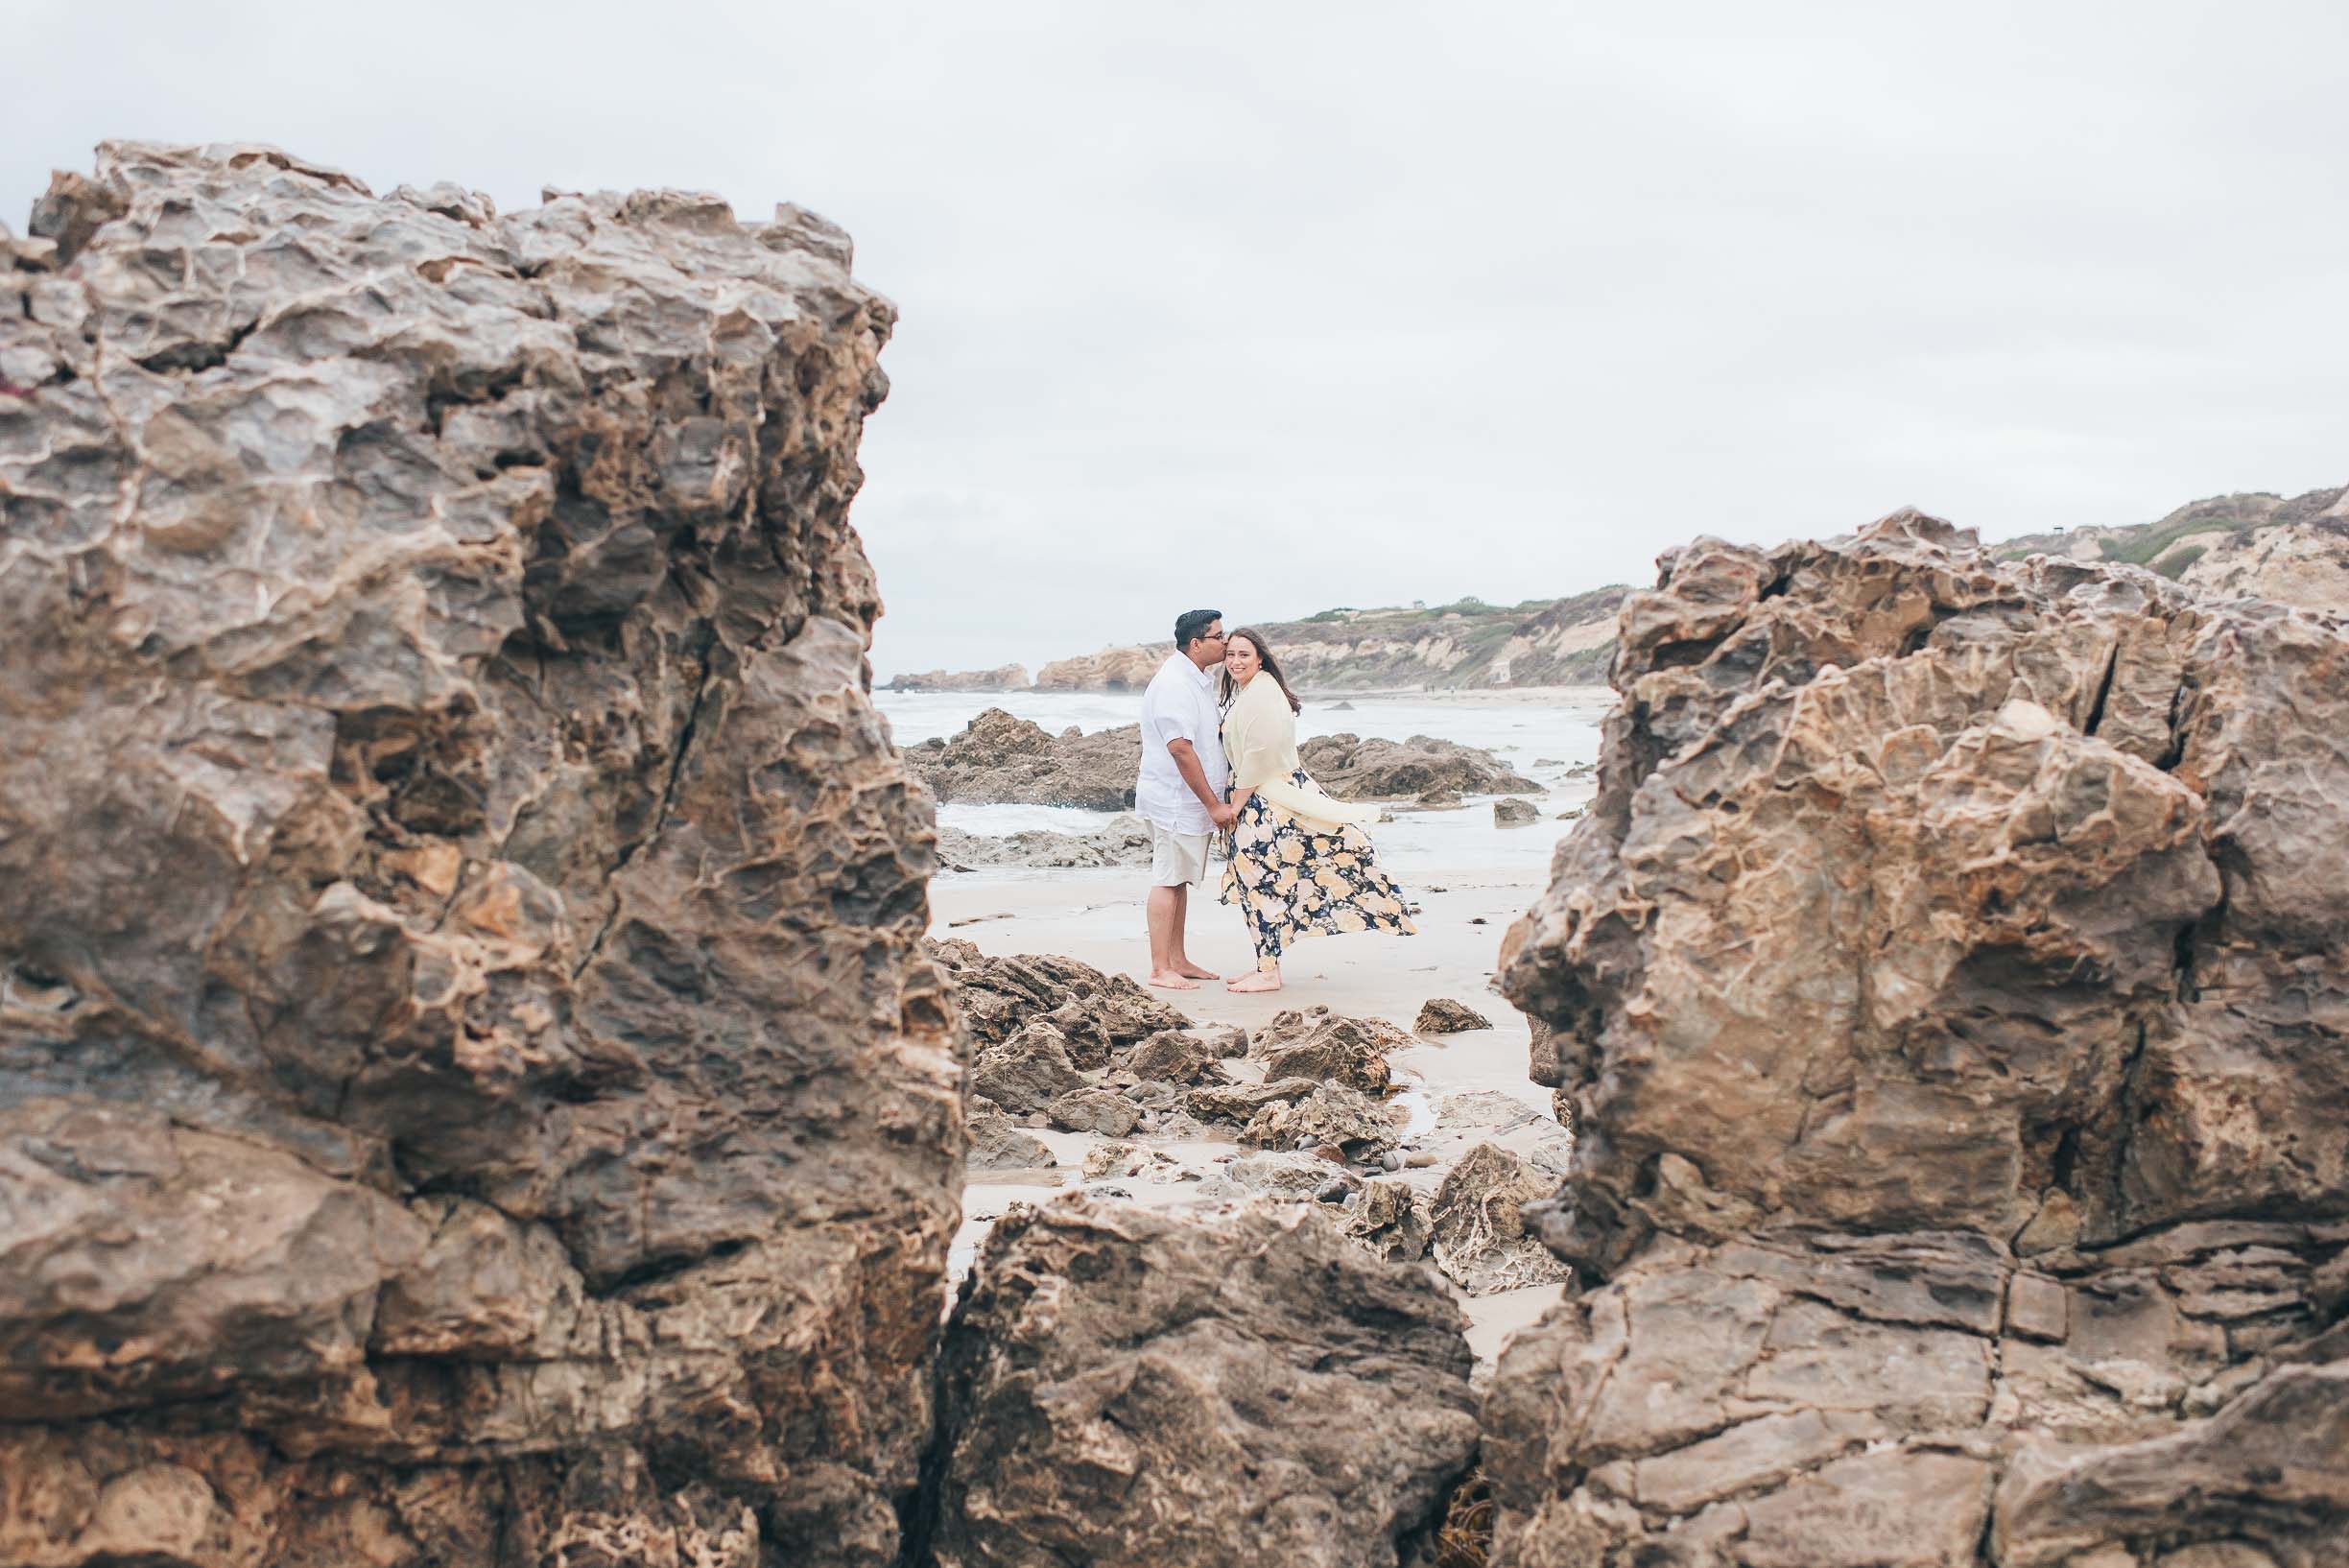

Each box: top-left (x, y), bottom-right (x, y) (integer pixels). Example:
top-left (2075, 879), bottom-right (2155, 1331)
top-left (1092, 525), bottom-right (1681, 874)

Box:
top-left (1216, 629), bottom-right (1416, 992)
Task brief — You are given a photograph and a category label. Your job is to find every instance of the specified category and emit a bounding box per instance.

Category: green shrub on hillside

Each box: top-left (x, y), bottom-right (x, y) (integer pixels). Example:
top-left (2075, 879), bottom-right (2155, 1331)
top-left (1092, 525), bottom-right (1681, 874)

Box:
top-left (2153, 544), bottom-right (2206, 580)
top-left (2108, 517), bottom-right (2238, 566)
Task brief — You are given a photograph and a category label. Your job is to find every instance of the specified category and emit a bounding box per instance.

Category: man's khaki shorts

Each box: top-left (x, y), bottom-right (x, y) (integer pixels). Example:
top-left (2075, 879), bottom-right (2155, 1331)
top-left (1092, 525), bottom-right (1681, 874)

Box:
top-left (1148, 821), bottom-right (1211, 887)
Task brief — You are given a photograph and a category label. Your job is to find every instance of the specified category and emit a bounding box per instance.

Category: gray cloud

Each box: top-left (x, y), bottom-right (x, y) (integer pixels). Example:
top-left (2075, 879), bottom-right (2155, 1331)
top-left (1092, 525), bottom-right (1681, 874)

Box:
top-left (9, 0), bottom-right (2343, 677)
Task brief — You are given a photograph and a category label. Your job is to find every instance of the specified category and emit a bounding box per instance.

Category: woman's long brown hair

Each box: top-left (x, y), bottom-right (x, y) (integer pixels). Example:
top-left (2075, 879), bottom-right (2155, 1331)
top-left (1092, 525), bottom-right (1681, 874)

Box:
top-left (1219, 628), bottom-right (1303, 715)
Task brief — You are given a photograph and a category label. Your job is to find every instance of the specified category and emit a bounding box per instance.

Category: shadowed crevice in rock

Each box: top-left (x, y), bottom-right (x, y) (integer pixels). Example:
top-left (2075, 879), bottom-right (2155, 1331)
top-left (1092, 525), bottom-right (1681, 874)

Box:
top-left (1487, 511), bottom-right (2349, 1565)
top-left (1, 141), bottom-right (958, 1568)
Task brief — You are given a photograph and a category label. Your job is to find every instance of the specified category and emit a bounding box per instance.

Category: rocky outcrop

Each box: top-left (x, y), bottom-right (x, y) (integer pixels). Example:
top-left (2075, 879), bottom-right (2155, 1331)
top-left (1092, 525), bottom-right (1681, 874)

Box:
top-left (1124, 1028), bottom-right (1231, 1086)
top-left (1255, 1004), bottom-right (1415, 1058)
top-left (1046, 1086), bottom-right (1141, 1136)
top-left (1489, 511), bottom-right (2349, 1563)
top-left (885, 664), bottom-right (1031, 692)
top-left (969, 1023), bottom-right (1085, 1113)
top-left (935, 813), bottom-right (1151, 870)
top-left (0, 144), bottom-right (955, 1566)
top-left (927, 1200), bottom-right (1480, 1568)
top-left (2174, 511), bottom-right (2349, 609)
top-left (1032, 645), bottom-right (1166, 691)
top-left (1492, 796), bottom-right (1539, 826)
top-left (1299, 732), bottom-right (1540, 799)
top-left (1426, 1144), bottom-right (1573, 1296)
top-left (1256, 1012), bottom-right (1400, 1094)
top-left (904, 709), bottom-right (1142, 810)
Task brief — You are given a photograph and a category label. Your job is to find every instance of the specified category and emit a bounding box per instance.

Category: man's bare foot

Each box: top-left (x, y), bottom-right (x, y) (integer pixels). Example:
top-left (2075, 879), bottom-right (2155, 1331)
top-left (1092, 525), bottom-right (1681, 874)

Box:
top-left (1173, 962), bottom-right (1221, 981)
top-left (1225, 970), bottom-right (1282, 993)
top-left (1147, 971), bottom-right (1201, 990)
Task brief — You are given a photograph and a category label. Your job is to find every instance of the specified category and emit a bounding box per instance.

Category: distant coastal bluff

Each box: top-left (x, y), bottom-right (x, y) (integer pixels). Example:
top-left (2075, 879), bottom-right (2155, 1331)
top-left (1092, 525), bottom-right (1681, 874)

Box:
top-left (889, 492), bottom-right (2349, 697)
top-left (4, 146), bottom-right (2344, 1565)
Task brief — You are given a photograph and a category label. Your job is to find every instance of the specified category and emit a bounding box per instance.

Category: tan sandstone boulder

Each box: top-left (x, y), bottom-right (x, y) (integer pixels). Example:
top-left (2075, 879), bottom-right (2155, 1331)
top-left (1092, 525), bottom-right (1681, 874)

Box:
top-left (1486, 511), bottom-right (2349, 1565)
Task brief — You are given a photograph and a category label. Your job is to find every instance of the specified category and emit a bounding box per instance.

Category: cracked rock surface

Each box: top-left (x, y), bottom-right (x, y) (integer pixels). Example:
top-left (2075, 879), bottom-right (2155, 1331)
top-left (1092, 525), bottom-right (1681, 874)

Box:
top-left (1489, 511), bottom-right (2349, 1564)
top-left (0, 143), bottom-right (956, 1567)
top-left (927, 1199), bottom-right (1479, 1568)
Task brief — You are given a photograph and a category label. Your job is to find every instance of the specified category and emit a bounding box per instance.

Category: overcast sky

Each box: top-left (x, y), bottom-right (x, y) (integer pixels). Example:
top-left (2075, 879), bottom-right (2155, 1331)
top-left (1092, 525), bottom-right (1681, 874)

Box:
top-left (9, 1), bottom-right (2343, 677)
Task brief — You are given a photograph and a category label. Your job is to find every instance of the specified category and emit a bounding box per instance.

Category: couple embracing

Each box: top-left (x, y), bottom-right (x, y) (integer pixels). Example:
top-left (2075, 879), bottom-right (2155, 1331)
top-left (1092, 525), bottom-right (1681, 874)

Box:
top-left (1137, 608), bottom-right (1416, 993)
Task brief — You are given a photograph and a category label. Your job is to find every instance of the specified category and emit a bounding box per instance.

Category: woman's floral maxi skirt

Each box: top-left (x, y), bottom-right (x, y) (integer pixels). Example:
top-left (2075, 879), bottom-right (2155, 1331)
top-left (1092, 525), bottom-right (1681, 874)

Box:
top-left (1219, 769), bottom-right (1417, 971)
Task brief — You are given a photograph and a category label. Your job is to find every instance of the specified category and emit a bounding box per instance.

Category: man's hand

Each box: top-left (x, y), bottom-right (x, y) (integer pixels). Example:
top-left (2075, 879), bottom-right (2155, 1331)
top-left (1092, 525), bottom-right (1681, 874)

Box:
top-left (1210, 802), bottom-right (1238, 831)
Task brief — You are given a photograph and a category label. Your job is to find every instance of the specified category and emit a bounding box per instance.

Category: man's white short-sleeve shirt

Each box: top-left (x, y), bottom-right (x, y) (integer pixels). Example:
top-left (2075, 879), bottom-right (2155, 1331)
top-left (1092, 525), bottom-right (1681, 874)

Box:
top-left (1135, 653), bottom-right (1229, 835)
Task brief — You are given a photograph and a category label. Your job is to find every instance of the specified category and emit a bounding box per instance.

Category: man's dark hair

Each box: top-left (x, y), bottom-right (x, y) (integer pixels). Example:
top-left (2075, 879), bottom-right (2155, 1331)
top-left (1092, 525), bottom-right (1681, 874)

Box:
top-left (1174, 608), bottom-right (1222, 652)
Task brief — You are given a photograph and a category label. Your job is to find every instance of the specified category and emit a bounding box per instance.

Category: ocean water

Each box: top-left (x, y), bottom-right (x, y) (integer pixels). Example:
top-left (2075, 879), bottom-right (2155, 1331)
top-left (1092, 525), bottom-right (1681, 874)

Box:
top-left (881, 689), bottom-right (1611, 877)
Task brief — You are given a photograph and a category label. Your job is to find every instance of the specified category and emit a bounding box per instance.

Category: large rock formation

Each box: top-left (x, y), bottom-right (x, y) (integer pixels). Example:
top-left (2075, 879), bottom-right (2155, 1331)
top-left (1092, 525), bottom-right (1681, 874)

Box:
top-left (0, 144), bottom-right (959, 1567)
top-left (926, 1200), bottom-right (1480, 1568)
top-left (1490, 511), bottom-right (2349, 1563)
top-left (1299, 732), bottom-right (1540, 800)
top-left (903, 709), bottom-right (1141, 810)
top-left (1032, 645), bottom-right (1165, 691)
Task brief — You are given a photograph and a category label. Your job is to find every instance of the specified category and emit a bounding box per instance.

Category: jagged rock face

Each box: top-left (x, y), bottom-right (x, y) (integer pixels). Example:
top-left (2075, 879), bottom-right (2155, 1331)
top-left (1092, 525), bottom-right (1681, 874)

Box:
top-left (928, 1200), bottom-right (1480, 1568)
top-left (904, 709), bottom-right (1141, 809)
top-left (1490, 511), bottom-right (2349, 1563)
top-left (0, 144), bottom-right (957, 1567)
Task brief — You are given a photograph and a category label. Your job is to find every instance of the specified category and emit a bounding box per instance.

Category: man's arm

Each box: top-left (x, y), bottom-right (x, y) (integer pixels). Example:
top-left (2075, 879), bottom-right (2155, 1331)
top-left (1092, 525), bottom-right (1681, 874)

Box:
top-left (1166, 738), bottom-right (1237, 830)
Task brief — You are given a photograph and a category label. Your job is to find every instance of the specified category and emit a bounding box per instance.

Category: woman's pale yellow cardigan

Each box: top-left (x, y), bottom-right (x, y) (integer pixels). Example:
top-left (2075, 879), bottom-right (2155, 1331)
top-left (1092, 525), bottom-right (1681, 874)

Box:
top-left (1220, 674), bottom-right (1384, 833)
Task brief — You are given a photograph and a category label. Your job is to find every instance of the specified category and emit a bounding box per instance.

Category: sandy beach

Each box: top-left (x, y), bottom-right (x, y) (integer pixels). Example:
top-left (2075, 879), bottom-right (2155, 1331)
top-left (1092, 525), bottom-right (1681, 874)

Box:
top-left (918, 689), bottom-right (1608, 1369)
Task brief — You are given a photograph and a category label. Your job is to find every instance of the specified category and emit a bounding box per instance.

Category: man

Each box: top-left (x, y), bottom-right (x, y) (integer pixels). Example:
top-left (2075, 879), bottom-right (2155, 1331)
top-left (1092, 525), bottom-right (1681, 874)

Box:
top-left (1136, 608), bottom-right (1236, 989)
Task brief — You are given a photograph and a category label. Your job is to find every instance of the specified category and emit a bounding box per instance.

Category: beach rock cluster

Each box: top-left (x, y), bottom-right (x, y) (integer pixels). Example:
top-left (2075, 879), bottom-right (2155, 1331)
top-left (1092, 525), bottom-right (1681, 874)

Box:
top-left (904, 708), bottom-right (1141, 810)
top-left (0, 144), bottom-right (956, 1566)
top-left (1300, 732), bottom-right (1541, 800)
top-left (1494, 511), bottom-right (2349, 1563)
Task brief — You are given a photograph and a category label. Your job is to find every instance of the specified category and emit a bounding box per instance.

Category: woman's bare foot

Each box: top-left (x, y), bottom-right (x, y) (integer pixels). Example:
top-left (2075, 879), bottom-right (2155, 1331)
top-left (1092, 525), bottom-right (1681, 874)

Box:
top-left (1225, 969), bottom-right (1282, 993)
top-left (1147, 971), bottom-right (1201, 990)
top-left (1174, 962), bottom-right (1222, 981)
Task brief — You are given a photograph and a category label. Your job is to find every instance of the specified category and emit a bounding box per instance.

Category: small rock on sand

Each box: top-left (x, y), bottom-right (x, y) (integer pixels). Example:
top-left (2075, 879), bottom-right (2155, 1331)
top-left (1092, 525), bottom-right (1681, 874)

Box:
top-left (967, 1110), bottom-right (1057, 1171)
top-left (1415, 998), bottom-right (1493, 1033)
top-left (1047, 1086), bottom-right (1141, 1136)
